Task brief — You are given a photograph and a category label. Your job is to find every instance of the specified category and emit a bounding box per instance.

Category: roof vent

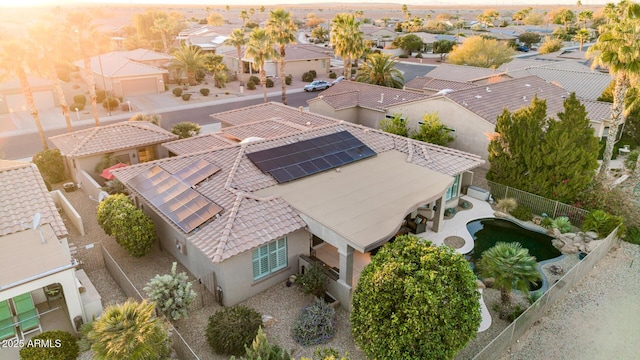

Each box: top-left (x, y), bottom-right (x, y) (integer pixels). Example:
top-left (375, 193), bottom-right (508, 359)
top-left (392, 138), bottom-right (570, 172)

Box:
top-left (378, 93), bottom-right (384, 103)
top-left (298, 106), bottom-right (303, 115)
top-left (524, 83), bottom-right (531, 87)
top-left (486, 87), bottom-right (491, 92)
top-left (306, 121), bottom-right (312, 126)
top-left (522, 96), bottom-right (527, 101)
top-left (475, 95), bottom-right (482, 99)
top-left (462, 101), bottom-right (468, 106)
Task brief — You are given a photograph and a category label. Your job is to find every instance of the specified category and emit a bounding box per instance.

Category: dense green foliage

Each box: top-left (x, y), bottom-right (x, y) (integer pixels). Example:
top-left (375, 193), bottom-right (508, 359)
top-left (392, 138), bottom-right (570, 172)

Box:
top-left (551, 216), bottom-right (573, 234)
top-left (32, 149), bottom-right (66, 184)
top-left (517, 32), bottom-right (541, 48)
top-left (207, 306), bottom-right (262, 356)
top-left (582, 210), bottom-right (624, 238)
top-left (102, 179), bottom-right (128, 195)
top-left (411, 113), bottom-right (454, 146)
top-left (448, 36), bottom-right (514, 68)
top-left (94, 153), bottom-right (117, 174)
top-left (249, 75), bottom-right (261, 85)
top-left (391, 33), bottom-right (423, 53)
top-left (350, 235), bottom-right (480, 359)
top-left (20, 330), bottom-right (79, 360)
top-left (246, 81), bottom-right (257, 90)
top-left (96, 194), bottom-right (156, 257)
top-left (200, 88), bottom-right (210, 96)
top-left (538, 37), bottom-right (563, 54)
top-left (295, 264), bottom-right (329, 298)
top-left (511, 205), bottom-right (533, 221)
top-left (292, 298), bottom-right (336, 346)
top-left (487, 93), bottom-right (599, 204)
top-left (144, 262), bottom-right (196, 321)
top-left (378, 113), bottom-right (409, 137)
top-left (432, 39), bottom-right (456, 60)
top-left (172, 87), bottom-right (183, 97)
top-left (87, 300), bottom-right (171, 360)
top-left (230, 327), bottom-right (293, 360)
top-left (171, 121), bottom-right (201, 139)
top-left (355, 53), bottom-right (404, 88)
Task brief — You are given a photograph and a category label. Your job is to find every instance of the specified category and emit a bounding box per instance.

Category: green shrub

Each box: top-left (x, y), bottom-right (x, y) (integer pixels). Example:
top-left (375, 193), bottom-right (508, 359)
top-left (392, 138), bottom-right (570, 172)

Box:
top-left (200, 88), bottom-right (210, 96)
top-left (460, 200), bottom-right (470, 209)
top-left (582, 210), bottom-right (624, 238)
top-left (182, 93), bottom-right (192, 101)
top-left (551, 216), bottom-right (572, 234)
top-left (144, 262), bottom-right (196, 321)
top-left (96, 90), bottom-right (107, 103)
top-left (309, 70), bottom-right (317, 78)
top-left (102, 179), bottom-right (128, 195)
top-left (71, 102), bottom-right (85, 111)
top-left (351, 68), bottom-right (356, 74)
top-left (398, 54), bottom-right (409, 58)
top-left (292, 298), bottom-right (336, 346)
top-left (171, 121), bottom-right (201, 139)
top-left (246, 81), bottom-right (256, 90)
top-left (302, 72), bottom-right (314, 82)
top-left (102, 97), bottom-right (119, 111)
top-left (265, 78), bottom-right (274, 88)
top-left (445, 207), bottom-right (457, 216)
top-left (625, 226), bottom-right (640, 245)
top-left (207, 306), bottom-right (262, 356)
top-left (173, 87), bottom-right (183, 97)
top-left (624, 149), bottom-right (639, 170)
top-left (329, 72), bottom-right (337, 79)
top-left (73, 94), bottom-right (87, 105)
top-left (32, 149), bottom-right (66, 184)
top-left (296, 264), bottom-right (328, 298)
top-left (495, 197), bottom-right (518, 213)
top-left (249, 75), bottom-right (260, 85)
top-left (415, 52), bottom-right (423, 58)
top-left (511, 205), bottom-right (533, 221)
top-left (285, 74), bottom-right (293, 85)
top-left (231, 327), bottom-right (293, 360)
top-left (541, 216), bottom-right (554, 229)
top-left (20, 330), bottom-right (79, 360)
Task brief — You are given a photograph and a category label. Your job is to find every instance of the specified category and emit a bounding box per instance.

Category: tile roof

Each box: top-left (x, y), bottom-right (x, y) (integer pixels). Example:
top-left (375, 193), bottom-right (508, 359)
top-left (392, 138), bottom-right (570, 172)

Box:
top-left (308, 81), bottom-right (429, 111)
top-left (162, 133), bottom-right (237, 156)
top-left (50, 121), bottom-right (178, 158)
top-left (424, 63), bottom-right (508, 83)
top-left (120, 48), bottom-right (173, 62)
top-left (404, 76), bottom-right (478, 92)
top-left (582, 100), bottom-right (612, 122)
top-left (112, 116), bottom-right (483, 263)
top-left (74, 53), bottom-right (167, 78)
top-left (524, 67), bottom-right (611, 101)
top-left (211, 102), bottom-right (338, 128)
top-left (221, 45), bottom-right (331, 61)
top-left (221, 118), bottom-right (310, 141)
top-left (0, 161), bottom-right (67, 238)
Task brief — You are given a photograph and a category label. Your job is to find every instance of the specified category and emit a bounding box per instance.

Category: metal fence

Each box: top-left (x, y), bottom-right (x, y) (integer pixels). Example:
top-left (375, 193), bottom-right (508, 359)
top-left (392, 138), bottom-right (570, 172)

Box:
top-left (487, 180), bottom-right (590, 227)
top-left (472, 229), bottom-right (619, 360)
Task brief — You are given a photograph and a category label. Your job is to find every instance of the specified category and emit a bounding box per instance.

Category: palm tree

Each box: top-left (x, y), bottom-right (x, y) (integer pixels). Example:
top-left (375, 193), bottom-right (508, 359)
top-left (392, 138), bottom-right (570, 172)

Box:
top-left (577, 10), bottom-right (593, 28)
top-left (239, 10), bottom-right (249, 26)
top-left (170, 44), bottom-right (205, 86)
top-left (267, 9), bottom-right (297, 105)
top-left (355, 53), bottom-right (404, 88)
top-left (224, 29), bottom-right (247, 85)
top-left (573, 28), bottom-right (591, 51)
top-left (587, 1), bottom-right (640, 180)
top-left (150, 17), bottom-right (174, 53)
top-left (478, 242), bottom-right (540, 308)
top-left (331, 13), bottom-right (365, 79)
top-left (87, 300), bottom-right (171, 359)
top-left (203, 54), bottom-right (229, 88)
top-left (311, 26), bottom-right (329, 43)
top-left (245, 28), bottom-right (277, 103)
top-left (0, 39), bottom-right (48, 150)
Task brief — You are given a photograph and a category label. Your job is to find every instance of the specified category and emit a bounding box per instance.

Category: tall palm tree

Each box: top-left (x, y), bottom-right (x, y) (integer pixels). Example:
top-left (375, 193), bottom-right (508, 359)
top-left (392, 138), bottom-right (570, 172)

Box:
top-left (355, 53), bottom-right (404, 88)
top-left (87, 300), bottom-right (171, 359)
top-left (0, 39), bottom-right (48, 150)
top-left (150, 18), bottom-right (172, 53)
top-left (170, 44), bottom-right (206, 86)
top-left (577, 10), bottom-right (593, 28)
top-left (587, 1), bottom-right (640, 180)
top-left (311, 26), bottom-right (329, 43)
top-left (224, 29), bottom-right (247, 85)
top-left (331, 13), bottom-right (365, 79)
top-left (245, 28), bottom-right (277, 103)
top-left (478, 242), bottom-right (540, 308)
top-left (573, 28), bottom-right (591, 51)
top-left (267, 9), bottom-right (297, 105)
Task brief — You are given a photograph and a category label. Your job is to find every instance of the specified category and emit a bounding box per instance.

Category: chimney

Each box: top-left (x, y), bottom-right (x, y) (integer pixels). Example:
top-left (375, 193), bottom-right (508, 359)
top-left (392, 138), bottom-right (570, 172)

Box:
top-left (298, 106), bottom-right (303, 115)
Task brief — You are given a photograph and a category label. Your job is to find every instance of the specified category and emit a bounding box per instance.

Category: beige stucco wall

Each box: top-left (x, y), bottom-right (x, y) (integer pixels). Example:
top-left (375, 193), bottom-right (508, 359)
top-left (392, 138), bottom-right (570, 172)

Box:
top-left (284, 58), bottom-right (330, 78)
top-left (308, 100), bottom-right (360, 124)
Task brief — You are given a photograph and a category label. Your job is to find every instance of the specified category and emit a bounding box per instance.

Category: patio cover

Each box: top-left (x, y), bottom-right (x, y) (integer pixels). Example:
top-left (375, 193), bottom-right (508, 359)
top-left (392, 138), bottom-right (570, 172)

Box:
top-left (256, 150), bottom-right (453, 253)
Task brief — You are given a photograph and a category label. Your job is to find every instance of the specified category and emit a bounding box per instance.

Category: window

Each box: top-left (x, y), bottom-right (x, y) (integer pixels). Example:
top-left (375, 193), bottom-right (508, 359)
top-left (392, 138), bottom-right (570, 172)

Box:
top-left (445, 174), bottom-right (460, 201)
top-left (252, 238), bottom-right (287, 280)
top-left (321, 59), bottom-right (326, 68)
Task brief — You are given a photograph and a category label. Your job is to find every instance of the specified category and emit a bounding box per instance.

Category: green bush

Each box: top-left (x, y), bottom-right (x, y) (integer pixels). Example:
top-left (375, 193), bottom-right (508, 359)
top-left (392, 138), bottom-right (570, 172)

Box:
top-left (32, 149), bottom-right (66, 184)
top-left (144, 262), bottom-right (196, 321)
top-left (624, 149), bottom-right (639, 170)
top-left (582, 210), bottom-right (623, 238)
top-left (246, 81), bottom-right (256, 90)
top-left (309, 70), bottom-right (317, 78)
top-left (171, 121), bottom-right (201, 139)
top-left (398, 54), bottom-right (409, 58)
top-left (71, 102), bottom-right (85, 111)
top-left (285, 74), bottom-right (293, 85)
top-left (329, 72), bottom-right (337, 79)
top-left (511, 205), bottom-right (533, 221)
top-left (541, 216), bottom-right (554, 229)
top-left (182, 93), bottom-right (192, 101)
top-left (495, 197), bottom-right (518, 213)
top-left (302, 71), bottom-right (314, 82)
top-left (102, 97), bottom-right (119, 111)
top-left (415, 52), bottom-right (423, 58)
top-left (625, 226), bottom-right (640, 245)
top-left (96, 90), bottom-right (107, 103)
top-left (173, 87), bottom-right (183, 97)
top-left (231, 327), bottom-right (293, 360)
top-left (551, 216), bottom-right (573, 234)
top-left (102, 179), bottom-right (128, 195)
top-left (206, 306), bottom-right (262, 356)
top-left (445, 207), bottom-right (457, 216)
top-left (295, 264), bottom-right (328, 298)
top-left (73, 94), bottom-right (87, 105)
top-left (292, 298), bottom-right (336, 346)
top-left (249, 75), bottom-right (260, 85)
top-left (265, 78), bottom-right (274, 88)
top-left (200, 88), bottom-right (210, 96)
top-left (20, 330), bottom-right (79, 360)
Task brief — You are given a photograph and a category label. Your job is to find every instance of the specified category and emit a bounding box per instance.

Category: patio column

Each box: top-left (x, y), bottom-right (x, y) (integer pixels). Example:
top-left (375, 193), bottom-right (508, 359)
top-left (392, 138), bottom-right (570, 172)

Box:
top-left (432, 194), bottom-right (446, 232)
top-left (338, 244), bottom-right (354, 287)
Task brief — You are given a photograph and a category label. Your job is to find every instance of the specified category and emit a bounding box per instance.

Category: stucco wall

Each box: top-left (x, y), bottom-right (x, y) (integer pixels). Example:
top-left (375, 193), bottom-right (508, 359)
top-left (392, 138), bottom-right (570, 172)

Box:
top-left (308, 100), bottom-right (359, 124)
top-left (285, 58), bottom-right (330, 78)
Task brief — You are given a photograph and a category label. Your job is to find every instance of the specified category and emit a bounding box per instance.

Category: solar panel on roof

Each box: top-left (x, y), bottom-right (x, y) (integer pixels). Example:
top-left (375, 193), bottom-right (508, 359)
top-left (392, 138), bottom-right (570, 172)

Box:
top-left (246, 131), bottom-right (376, 183)
top-left (173, 159), bottom-right (220, 186)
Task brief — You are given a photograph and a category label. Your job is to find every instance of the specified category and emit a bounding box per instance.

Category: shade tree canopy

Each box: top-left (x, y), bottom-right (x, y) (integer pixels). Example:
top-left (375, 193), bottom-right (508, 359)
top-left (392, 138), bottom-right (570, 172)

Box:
top-left (447, 36), bottom-right (514, 68)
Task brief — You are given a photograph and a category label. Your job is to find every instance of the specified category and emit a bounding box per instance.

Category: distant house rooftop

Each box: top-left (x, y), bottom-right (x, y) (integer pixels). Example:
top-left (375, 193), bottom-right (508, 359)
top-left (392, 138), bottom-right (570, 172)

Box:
top-left (308, 81), bottom-right (429, 111)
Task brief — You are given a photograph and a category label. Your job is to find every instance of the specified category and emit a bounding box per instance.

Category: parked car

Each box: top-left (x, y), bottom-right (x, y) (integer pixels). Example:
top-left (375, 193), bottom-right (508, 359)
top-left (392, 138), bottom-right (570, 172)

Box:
top-left (304, 80), bottom-right (330, 92)
top-left (331, 76), bottom-right (345, 86)
top-left (516, 45), bottom-right (530, 52)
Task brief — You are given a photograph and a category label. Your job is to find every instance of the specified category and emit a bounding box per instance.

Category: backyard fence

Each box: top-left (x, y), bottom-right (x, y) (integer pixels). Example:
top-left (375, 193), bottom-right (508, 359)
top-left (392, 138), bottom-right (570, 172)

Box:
top-left (487, 180), bottom-right (590, 227)
top-left (472, 228), bottom-right (620, 360)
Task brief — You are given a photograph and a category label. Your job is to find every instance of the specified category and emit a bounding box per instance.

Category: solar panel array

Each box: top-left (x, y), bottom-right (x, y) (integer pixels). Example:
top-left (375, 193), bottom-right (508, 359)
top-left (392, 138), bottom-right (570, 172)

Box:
top-left (128, 163), bottom-right (222, 233)
top-left (246, 131), bottom-right (376, 183)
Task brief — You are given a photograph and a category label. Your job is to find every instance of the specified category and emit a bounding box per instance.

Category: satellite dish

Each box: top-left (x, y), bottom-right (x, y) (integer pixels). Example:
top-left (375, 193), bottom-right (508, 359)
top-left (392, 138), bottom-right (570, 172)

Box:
top-left (32, 212), bottom-right (41, 230)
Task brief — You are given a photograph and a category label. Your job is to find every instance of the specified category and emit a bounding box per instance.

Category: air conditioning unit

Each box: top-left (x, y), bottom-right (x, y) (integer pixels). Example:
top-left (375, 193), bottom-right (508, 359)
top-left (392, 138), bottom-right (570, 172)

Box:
top-left (467, 186), bottom-right (490, 201)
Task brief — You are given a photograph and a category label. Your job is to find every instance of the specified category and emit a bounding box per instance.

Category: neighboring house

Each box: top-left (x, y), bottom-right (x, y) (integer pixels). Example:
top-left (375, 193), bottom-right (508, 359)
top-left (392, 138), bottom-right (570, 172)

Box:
top-left (211, 101), bottom-right (339, 129)
top-left (74, 49), bottom-right (169, 97)
top-left (163, 133), bottom-right (237, 157)
top-left (49, 121), bottom-right (177, 187)
top-left (360, 25), bottom-right (398, 48)
top-left (221, 45), bottom-right (332, 79)
top-left (0, 160), bottom-right (98, 341)
top-left (111, 107), bottom-right (484, 309)
top-left (404, 76), bottom-right (478, 95)
top-left (0, 75), bottom-right (58, 114)
top-left (425, 63), bottom-right (513, 84)
top-left (411, 32), bottom-right (460, 51)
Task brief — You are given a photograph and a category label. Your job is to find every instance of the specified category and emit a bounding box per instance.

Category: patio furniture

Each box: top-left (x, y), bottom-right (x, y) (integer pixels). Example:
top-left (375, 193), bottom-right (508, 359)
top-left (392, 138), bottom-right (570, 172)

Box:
top-left (12, 293), bottom-right (42, 339)
top-left (406, 214), bottom-right (428, 234)
top-left (45, 284), bottom-right (64, 309)
top-left (0, 300), bottom-right (18, 342)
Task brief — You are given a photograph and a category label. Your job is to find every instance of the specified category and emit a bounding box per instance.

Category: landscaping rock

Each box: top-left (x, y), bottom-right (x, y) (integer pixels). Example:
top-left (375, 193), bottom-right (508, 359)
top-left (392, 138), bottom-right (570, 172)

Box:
top-left (552, 239), bottom-right (565, 250)
top-left (585, 240), bottom-right (603, 252)
top-left (483, 278), bottom-right (495, 288)
top-left (477, 279), bottom-right (486, 289)
top-left (548, 228), bottom-right (562, 237)
top-left (585, 231), bottom-right (599, 240)
top-left (262, 314), bottom-right (277, 327)
top-left (494, 211), bottom-right (509, 219)
top-left (564, 233), bottom-right (576, 239)
top-left (561, 243), bottom-right (579, 254)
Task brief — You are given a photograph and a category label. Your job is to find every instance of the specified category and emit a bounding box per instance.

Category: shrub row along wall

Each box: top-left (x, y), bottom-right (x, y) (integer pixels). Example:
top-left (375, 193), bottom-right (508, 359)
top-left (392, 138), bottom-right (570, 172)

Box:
top-left (488, 180), bottom-right (589, 227)
top-left (472, 228), bottom-right (619, 360)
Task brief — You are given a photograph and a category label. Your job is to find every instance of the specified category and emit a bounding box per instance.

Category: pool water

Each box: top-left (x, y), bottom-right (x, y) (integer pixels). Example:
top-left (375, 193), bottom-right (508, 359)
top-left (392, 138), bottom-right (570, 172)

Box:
top-left (466, 218), bottom-right (562, 291)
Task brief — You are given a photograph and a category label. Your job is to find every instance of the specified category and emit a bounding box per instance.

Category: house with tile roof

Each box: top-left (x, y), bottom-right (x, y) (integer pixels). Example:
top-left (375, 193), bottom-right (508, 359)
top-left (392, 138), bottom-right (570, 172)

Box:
top-left (360, 25), bottom-right (398, 48)
top-left (0, 160), bottom-right (98, 339)
top-left (425, 63), bottom-right (512, 84)
top-left (221, 45), bottom-right (332, 79)
top-left (49, 121), bottom-right (178, 188)
top-left (404, 76), bottom-right (478, 95)
top-left (0, 75), bottom-right (57, 114)
top-left (111, 107), bottom-right (484, 308)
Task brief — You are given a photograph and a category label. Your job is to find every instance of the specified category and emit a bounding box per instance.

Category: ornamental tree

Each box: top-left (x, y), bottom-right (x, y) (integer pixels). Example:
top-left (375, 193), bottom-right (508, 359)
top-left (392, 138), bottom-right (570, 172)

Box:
top-left (378, 113), bottom-right (409, 137)
top-left (350, 235), bottom-right (481, 360)
top-left (144, 262), bottom-right (196, 321)
top-left (447, 36), bottom-right (514, 68)
top-left (411, 112), bottom-right (454, 146)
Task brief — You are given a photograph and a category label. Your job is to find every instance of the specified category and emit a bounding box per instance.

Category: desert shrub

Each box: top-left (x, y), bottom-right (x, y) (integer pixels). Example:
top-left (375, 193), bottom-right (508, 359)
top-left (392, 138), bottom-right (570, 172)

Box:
top-left (32, 149), bottom-right (66, 184)
top-left (309, 70), bottom-right (317, 78)
top-left (415, 52), bottom-right (423, 58)
top-left (102, 179), bottom-right (128, 195)
top-left (285, 74), bottom-right (293, 85)
top-left (129, 113), bottom-right (161, 126)
top-left (102, 97), bottom-right (119, 111)
top-left (625, 227), bottom-right (640, 245)
top-left (295, 264), bottom-right (328, 298)
top-left (20, 330), bottom-right (79, 360)
top-left (173, 87), bottom-right (183, 97)
top-left (207, 306), bottom-right (262, 356)
top-left (230, 327), bottom-right (293, 360)
top-left (624, 150), bottom-right (639, 171)
top-left (249, 75), bottom-right (260, 85)
top-left (505, 305), bottom-right (525, 322)
top-left (302, 71), bottom-right (314, 82)
top-left (582, 210), bottom-right (624, 238)
top-left (511, 205), bottom-right (533, 221)
top-left (265, 78), bottom-right (274, 88)
top-left (398, 54), bottom-right (408, 58)
top-left (551, 216), bottom-right (572, 233)
top-left (182, 93), bottom-right (192, 101)
top-left (71, 102), bottom-right (85, 111)
top-left (73, 94), bottom-right (87, 105)
top-left (144, 262), bottom-right (196, 321)
top-left (541, 216), bottom-right (554, 229)
top-left (329, 72), bottom-right (337, 79)
top-left (292, 298), bottom-right (336, 346)
top-left (351, 68), bottom-right (356, 75)
top-left (312, 347), bottom-right (350, 360)
top-left (96, 90), bottom-right (107, 103)
top-left (460, 200), bottom-right (470, 209)
top-left (246, 81), bottom-right (256, 90)
top-left (171, 121), bottom-right (201, 139)
top-left (527, 291), bottom-right (543, 305)
top-left (495, 197), bottom-right (518, 213)
top-left (200, 88), bottom-right (210, 96)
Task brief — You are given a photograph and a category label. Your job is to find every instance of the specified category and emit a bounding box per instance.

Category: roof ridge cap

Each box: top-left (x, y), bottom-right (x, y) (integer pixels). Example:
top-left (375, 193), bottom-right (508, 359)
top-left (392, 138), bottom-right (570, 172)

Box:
top-left (69, 126), bottom-right (101, 155)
